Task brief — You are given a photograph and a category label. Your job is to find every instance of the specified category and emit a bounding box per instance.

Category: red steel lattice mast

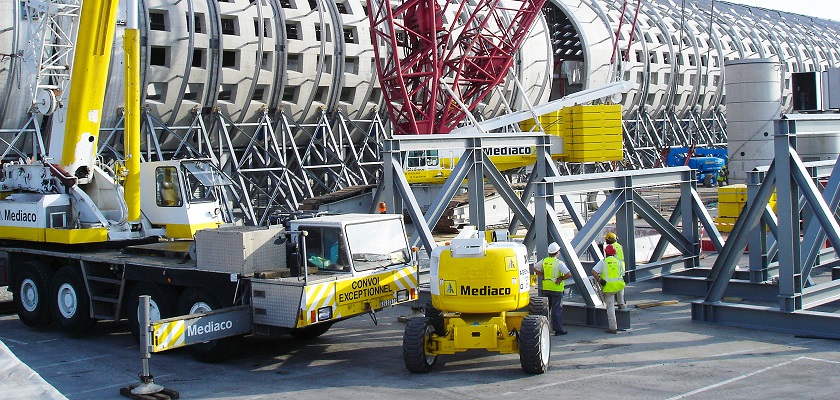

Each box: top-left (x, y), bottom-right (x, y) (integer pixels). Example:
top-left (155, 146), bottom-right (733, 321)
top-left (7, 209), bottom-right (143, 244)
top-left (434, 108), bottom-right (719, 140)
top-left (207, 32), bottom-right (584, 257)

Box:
top-left (367, 0), bottom-right (547, 135)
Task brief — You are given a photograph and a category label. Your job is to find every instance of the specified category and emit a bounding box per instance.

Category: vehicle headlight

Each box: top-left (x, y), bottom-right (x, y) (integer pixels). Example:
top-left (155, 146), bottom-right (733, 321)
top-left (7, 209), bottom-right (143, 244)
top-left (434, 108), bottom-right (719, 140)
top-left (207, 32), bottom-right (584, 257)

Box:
top-left (317, 306), bottom-right (332, 321)
top-left (396, 289), bottom-right (409, 302)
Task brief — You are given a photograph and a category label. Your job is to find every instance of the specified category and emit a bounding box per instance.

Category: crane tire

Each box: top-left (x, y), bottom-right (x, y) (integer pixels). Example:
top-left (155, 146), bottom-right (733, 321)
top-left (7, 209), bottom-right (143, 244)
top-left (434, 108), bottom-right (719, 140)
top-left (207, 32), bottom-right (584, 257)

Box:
top-left (519, 315), bottom-right (550, 374)
top-left (403, 317), bottom-right (437, 373)
top-left (177, 287), bottom-right (242, 363)
top-left (127, 282), bottom-right (177, 344)
top-left (51, 266), bottom-right (96, 336)
top-left (14, 260), bottom-right (54, 327)
top-left (289, 322), bottom-right (333, 340)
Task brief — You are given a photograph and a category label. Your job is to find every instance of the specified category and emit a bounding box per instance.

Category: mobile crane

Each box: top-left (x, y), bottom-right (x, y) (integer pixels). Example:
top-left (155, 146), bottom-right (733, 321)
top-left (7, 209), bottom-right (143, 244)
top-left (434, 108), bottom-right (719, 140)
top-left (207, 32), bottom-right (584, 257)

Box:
top-left (0, 0), bottom-right (418, 362)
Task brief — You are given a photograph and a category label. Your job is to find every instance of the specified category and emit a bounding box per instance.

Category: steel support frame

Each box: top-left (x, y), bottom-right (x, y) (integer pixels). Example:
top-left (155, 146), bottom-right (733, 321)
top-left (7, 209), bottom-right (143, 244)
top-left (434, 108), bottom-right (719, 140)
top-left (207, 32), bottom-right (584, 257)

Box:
top-left (377, 132), bottom-right (551, 256)
top-left (623, 108), bottom-right (727, 171)
top-left (692, 116), bottom-right (840, 339)
top-left (94, 107), bottom-right (386, 226)
top-left (535, 166), bottom-right (701, 292)
top-left (532, 166), bottom-right (706, 329)
top-left (0, 115), bottom-right (48, 162)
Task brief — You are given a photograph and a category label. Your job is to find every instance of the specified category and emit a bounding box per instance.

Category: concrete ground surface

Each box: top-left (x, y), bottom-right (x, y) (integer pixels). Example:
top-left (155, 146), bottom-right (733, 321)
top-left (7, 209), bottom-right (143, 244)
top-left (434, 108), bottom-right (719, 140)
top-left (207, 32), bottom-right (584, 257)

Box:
top-left (2, 272), bottom-right (840, 400)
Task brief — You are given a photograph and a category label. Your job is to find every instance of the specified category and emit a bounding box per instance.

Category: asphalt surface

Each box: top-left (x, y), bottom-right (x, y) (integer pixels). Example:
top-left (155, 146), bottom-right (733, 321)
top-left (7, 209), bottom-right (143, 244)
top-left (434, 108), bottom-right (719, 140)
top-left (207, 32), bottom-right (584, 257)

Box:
top-left (2, 269), bottom-right (840, 400)
top-left (0, 185), bottom-right (834, 399)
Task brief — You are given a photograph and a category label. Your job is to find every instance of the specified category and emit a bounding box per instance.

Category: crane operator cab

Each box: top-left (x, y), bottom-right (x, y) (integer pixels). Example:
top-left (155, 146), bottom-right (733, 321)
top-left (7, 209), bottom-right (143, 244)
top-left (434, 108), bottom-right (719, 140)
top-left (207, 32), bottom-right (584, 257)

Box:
top-left (141, 159), bottom-right (232, 239)
top-left (305, 227), bottom-right (351, 272)
top-left (290, 214), bottom-right (411, 275)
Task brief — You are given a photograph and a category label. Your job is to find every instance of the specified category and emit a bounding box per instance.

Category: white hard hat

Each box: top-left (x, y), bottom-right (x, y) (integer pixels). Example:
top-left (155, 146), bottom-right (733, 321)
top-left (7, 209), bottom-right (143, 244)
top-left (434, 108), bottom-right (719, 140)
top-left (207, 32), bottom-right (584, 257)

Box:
top-left (547, 242), bottom-right (560, 254)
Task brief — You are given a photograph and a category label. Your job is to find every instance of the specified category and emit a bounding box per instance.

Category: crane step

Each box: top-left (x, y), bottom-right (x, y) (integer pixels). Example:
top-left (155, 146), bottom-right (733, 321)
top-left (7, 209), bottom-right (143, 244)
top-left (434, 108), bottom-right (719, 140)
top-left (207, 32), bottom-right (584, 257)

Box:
top-left (91, 295), bottom-right (119, 304)
top-left (87, 276), bottom-right (122, 285)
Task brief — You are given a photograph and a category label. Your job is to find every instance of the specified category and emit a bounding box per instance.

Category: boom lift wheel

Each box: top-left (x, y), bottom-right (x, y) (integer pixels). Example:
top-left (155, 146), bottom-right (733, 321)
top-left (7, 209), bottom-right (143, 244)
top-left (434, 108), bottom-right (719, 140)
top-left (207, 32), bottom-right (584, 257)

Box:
top-left (528, 296), bottom-right (549, 318)
top-left (177, 287), bottom-right (243, 362)
top-left (127, 282), bottom-right (177, 344)
top-left (50, 266), bottom-right (97, 335)
top-left (14, 260), bottom-right (54, 327)
top-left (518, 315), bottom-right (550, 374)
top-left (424, 300), bottom-right (445, 335)
top-left (703, 174), bottom-right (715, 187)
top-left (403, 317), bottom-right (437, 373)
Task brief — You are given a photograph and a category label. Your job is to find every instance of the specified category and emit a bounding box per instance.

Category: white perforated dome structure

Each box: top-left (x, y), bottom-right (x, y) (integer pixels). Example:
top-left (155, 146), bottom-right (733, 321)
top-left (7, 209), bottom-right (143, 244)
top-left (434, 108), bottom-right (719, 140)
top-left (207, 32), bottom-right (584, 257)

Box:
top-left (0, 0), bottom-right (552, 142)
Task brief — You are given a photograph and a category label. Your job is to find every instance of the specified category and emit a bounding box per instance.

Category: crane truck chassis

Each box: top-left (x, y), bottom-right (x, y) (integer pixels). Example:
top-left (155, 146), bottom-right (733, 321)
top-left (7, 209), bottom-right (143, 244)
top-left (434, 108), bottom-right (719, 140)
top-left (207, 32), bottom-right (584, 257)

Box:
top-left (0, 0), bottom-right (422, 365)
top-left (1, 213), bottom-right (419, 362)
top-left (403, 228), bottom-right (551, 374)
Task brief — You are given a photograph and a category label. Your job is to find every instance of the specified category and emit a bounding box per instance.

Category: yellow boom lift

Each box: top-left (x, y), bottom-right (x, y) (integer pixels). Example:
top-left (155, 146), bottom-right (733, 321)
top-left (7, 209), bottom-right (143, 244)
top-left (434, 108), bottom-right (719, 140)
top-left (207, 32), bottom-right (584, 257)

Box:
top-left (404, 227), bottom-right (551, 374)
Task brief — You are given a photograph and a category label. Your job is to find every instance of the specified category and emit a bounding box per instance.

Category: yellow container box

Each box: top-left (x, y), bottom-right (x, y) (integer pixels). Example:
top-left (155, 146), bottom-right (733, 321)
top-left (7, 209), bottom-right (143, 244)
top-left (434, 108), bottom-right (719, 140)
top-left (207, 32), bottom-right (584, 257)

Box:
top-left (718, 202), bottom-right (745, 218)
top-left (718, 184), bottom-right (748, 203)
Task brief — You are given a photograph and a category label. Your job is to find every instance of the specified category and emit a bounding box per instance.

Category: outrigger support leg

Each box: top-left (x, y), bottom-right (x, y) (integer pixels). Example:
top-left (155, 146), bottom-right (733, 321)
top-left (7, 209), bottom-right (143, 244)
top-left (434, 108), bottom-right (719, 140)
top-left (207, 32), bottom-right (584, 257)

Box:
top-left (120, 296), bottom-right (180, 400)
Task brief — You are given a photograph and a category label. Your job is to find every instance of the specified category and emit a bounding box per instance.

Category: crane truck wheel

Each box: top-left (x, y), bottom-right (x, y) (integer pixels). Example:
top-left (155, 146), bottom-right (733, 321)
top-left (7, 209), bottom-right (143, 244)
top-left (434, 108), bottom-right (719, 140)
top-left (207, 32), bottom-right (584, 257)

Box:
top-left (289, 322), bottom-right (333, 340)
top-left (528, 296), bottom-right (549, 318)
top-left (14, 260), bottom-right (54, 327)
top-left (518, 315), bottom-right (550, 374)
top-left (177, 287), bottom-right (243, 363)
top-left (403, 317), bottom-right (437, 373)
top-left (127, 282), bottom-right (177, 344)
top-left (50, 266), bottom-right (97, 335)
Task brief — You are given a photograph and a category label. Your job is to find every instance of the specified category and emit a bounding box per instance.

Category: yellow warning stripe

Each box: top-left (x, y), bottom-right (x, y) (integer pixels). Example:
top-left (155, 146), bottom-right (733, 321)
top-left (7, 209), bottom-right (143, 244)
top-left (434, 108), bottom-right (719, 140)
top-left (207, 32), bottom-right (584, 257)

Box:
top-left (152, 320), bottom-right (186, 352)
top-left (302, 281), bottom-right (335, 323)
top-left (392, 266), bottom-right (418, 290)
top-left (300, 266), bottom-right (418, 324)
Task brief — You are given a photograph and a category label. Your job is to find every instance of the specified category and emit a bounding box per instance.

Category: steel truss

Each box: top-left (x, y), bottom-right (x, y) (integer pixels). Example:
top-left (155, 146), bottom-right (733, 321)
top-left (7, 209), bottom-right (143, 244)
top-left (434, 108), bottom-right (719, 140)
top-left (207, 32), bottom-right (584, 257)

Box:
top-left (531, 167), bottom-right (711, 329)
top-left (377, 132), bottom-right (555, 253)
top-left (0, 115), bottom-right (47, 162)
top-left (96, 108), bottom-right (387, 226)
top-left (690, 115), bottom-right (840, 338)
top-left (20, 0), bottom-right (81, 113)
top-left (378, 131), bottom-right (714, 330)
top-left (623, 108), bottom-right (727, 170)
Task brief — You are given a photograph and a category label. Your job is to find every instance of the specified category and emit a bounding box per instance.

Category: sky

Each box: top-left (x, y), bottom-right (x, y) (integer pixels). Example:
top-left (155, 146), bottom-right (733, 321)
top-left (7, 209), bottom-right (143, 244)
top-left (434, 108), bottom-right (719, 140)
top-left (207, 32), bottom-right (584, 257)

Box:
top-left (724, 0), bottom-right (840, 22)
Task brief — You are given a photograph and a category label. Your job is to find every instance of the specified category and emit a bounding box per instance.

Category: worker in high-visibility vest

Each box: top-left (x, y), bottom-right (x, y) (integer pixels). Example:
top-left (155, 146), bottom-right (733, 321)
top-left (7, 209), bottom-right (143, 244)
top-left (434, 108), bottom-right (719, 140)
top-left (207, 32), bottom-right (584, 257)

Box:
top-left (591, 244), bottom-right (626, 334)
top-left (604, 232), bottom-right (626, 310)
top-left (534, 242), bottom-right (571, 336)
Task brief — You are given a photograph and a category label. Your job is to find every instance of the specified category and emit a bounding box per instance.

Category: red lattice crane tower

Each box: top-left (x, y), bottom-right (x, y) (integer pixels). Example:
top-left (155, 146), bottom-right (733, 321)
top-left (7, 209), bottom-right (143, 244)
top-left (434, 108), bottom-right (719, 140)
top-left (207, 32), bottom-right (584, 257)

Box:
top-left (367, 0), bottom-right (548, 135)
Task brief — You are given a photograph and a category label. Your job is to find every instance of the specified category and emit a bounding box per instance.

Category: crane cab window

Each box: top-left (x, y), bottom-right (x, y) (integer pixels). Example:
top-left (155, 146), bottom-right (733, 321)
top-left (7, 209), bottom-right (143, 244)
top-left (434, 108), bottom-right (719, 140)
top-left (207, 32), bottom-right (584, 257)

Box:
top-left (156, 167), bottom-right (183, 207)
top-left (304, 227), bottom-right (350, 272)
top-left (406, 150), bottom-right (439, 168)
top-left (181, 160), bottom-right (231, 204)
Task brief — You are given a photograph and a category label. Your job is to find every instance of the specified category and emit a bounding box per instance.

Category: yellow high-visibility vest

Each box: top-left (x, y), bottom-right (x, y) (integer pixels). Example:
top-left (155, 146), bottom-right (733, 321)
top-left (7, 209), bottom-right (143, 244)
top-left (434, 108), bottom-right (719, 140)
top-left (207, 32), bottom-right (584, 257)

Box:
top-left (602, 256), bottom-right (626, 293)
top-left (542, 257), bottom-right (565, 292)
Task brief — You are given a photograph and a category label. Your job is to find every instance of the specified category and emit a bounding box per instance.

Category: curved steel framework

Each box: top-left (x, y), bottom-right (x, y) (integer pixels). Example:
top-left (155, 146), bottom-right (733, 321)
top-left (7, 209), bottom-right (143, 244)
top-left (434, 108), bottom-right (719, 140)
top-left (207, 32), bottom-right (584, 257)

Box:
top-left (545, 0), bottom-right (840, 168)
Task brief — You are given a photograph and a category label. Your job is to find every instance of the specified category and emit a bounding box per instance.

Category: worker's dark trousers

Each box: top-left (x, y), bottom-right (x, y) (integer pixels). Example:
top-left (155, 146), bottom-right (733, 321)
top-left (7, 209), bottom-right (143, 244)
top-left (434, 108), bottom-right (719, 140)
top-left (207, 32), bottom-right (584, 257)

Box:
top-left (544, 290), bottom-right (564, 333)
